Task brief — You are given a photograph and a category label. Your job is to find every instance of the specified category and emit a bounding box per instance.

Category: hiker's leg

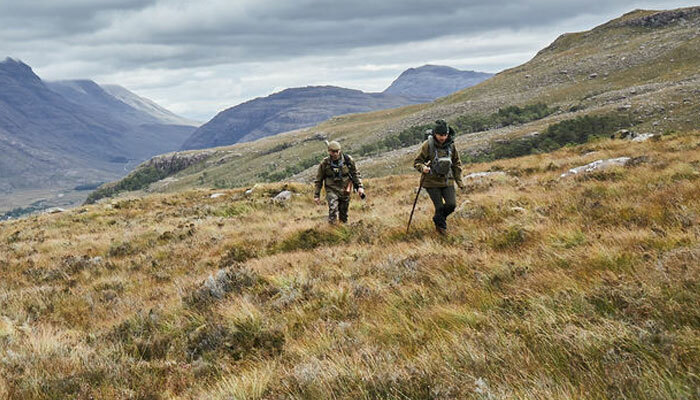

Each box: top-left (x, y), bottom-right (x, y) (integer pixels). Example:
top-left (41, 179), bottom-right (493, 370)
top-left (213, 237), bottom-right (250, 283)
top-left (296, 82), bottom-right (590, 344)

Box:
top-left (338, 194), bottom-right (350, 223)
top-left (326, 191), bottom-right (339, 223)
top-left (442, 186), bottom-right (457, 221)
top-left (426, 187), bottom-right (446, 229)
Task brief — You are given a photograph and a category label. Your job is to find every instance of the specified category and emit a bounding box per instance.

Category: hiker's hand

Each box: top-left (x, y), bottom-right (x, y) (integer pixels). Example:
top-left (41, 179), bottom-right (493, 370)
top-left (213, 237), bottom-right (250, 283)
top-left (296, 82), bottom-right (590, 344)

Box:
top-left (314, 197), bottom-right (321, 205)
top-left (422, 166), bottom-right (430, 174)
top-left (358, 187), bottom-right (365, 199)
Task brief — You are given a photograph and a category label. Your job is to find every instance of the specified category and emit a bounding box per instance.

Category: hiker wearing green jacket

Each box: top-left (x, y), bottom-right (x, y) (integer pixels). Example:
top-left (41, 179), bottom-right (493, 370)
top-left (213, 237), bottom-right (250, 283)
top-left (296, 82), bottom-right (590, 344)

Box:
top-left (414, 120), bottom-right (464, 235)
top-left (314, 141), bottom-right (365, 224)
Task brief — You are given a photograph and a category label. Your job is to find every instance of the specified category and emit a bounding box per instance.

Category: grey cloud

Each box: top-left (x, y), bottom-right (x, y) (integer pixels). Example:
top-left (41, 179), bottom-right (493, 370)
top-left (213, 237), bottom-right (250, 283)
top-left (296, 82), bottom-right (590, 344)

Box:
top-left (1, 0), bottom-right (696, 120)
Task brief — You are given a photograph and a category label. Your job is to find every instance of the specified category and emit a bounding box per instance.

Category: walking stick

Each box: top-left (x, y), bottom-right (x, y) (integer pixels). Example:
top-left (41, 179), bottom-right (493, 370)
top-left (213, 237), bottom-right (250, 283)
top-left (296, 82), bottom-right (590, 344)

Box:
top-left (406, 168), bottom-right (428, 234)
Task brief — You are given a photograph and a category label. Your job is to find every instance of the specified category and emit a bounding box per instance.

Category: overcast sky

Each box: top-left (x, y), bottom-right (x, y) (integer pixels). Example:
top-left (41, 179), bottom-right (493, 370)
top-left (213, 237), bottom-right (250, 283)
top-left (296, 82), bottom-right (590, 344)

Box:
top-left (1, 1), bottom-right (696, 122)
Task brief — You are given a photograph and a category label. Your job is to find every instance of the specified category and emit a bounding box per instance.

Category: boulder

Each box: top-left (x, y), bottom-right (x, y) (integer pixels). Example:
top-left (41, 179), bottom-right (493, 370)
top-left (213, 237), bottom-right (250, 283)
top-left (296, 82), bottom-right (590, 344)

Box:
top-left (631, 133), bottom-right (655, 142)
top-left (274, 190), bottom-right (293, 202)
top-left (560, 157), bottom-right (631, 178)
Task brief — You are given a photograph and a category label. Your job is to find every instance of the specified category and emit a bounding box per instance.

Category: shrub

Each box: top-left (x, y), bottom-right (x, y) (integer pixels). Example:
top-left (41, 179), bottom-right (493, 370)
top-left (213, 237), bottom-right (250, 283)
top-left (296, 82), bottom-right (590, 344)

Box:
top-left (467, 113), bottom-right (633, 163)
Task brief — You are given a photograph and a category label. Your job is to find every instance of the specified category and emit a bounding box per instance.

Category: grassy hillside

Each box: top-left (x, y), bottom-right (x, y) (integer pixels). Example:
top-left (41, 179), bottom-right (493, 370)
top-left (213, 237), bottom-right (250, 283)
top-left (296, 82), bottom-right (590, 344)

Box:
top-left (85, 7), bottom-right (700, 204)
top-left (1, 129), bottom-right (698, 399)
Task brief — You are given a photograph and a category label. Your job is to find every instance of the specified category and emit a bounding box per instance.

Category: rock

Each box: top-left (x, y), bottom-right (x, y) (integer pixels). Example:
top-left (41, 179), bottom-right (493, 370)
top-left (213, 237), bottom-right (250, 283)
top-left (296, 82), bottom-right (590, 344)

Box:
top-left (274, 190), bottom-right (293, 202)
top-left (245, 184), bottom-right (259, 196)
top-left (589, 73), bottom-right (598, 79)
top-left (45, 208), bottom-right (65, 214)
top-left (210, 193), bottom-right (225, 199)
top-left (631, 133), bottom-right (655, 142)
top-left (464, 171), bottom-right (507, 180)
top-left (560, 157), bottom-right (632, 178)
top-left (612, 129), bottom-right (631, 139)
top-left (618, 104), bottom-right (632, 111)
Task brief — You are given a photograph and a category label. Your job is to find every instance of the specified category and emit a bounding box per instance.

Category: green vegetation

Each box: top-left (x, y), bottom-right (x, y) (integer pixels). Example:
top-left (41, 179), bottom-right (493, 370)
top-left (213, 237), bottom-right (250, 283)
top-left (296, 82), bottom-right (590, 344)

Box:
top-left (356, 103), bottom-right (558, 157)
top-left (452, 102), bottom-right (559, 134)
top-left (258, 153), bottom-right (324, 182)
top-left (73, 182), bottom-right (104, 191)
top-left (464, 113), bottom-right (633, 163)
top-left (85, 165), bottom-right (171, 204)
top-left (0, 200), bottom-right (51, 221)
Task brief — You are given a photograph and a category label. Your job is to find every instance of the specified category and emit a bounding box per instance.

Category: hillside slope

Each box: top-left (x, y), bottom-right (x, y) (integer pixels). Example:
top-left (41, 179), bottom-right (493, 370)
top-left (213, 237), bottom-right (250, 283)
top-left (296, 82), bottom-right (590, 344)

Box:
top-left (1, 129), bottom-right (698, 399)
top-left (91, 6), bottom-right (700, 203)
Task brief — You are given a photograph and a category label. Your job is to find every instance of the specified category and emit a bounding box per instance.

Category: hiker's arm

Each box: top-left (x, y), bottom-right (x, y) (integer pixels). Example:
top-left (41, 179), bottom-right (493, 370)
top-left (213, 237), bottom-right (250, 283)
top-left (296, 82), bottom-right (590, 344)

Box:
top-left (452, 144), bottom-right (464, 189)
top-left (414, 142), bottom-right (430, 173)
top-left (348, 156), bottom-right (363, 189)
top-left (313, 162), bottom-right (324, 198)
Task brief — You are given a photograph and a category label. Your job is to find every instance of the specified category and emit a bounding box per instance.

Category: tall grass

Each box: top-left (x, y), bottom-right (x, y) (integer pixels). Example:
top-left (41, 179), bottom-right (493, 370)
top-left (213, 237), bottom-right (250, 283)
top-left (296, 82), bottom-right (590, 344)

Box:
top-left (0, 131), bottom-right (698, 399)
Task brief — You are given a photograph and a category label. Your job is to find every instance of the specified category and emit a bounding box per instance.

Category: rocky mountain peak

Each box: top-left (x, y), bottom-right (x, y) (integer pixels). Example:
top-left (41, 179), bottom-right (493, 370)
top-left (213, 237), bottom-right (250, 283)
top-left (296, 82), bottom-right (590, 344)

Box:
top-left (0, 57), bottom-right (42, 85)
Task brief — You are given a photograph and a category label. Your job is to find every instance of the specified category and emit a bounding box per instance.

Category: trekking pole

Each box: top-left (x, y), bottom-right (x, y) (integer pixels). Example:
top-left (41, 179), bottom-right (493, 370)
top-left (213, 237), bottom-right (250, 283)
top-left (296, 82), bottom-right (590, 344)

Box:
top-left (406, 166), bottom-right (428, 234)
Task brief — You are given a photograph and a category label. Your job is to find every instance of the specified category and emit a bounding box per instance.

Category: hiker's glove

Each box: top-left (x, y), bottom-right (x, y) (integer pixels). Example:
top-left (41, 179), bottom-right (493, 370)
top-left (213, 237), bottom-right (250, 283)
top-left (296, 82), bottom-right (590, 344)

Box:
top-left (422, 166), bottom-right (430, 174)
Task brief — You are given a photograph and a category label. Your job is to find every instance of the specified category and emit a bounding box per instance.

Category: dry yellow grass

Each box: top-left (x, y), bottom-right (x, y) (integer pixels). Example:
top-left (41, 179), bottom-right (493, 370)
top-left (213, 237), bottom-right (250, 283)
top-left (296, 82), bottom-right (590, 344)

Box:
top-left (1, 131), bottom-right (699, 399)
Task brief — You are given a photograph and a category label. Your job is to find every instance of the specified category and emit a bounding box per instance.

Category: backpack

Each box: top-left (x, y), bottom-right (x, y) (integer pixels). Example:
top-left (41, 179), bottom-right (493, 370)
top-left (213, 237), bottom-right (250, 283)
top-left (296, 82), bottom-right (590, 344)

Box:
top-left (329, 153), bottom-right (353, 182)
top-left (427, 135), bottom-right (453, 177)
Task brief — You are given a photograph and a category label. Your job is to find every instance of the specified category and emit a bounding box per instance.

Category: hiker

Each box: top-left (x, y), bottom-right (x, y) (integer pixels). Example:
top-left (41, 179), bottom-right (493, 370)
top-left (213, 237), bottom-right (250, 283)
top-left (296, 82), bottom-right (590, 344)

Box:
top-left (413, 120), bottom-right (464, 235)
top-left (314, 141), bottom-right (365, 224)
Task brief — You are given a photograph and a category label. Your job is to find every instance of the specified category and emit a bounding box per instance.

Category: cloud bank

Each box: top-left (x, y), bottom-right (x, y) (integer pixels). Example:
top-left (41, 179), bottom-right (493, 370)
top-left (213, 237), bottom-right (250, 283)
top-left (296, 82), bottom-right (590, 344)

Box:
top-left (1, 0), bottom-right (695, 120)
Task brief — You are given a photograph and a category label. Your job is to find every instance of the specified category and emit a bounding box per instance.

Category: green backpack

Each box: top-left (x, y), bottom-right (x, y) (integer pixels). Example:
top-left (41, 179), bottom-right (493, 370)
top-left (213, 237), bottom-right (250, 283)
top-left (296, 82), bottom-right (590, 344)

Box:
top-left (427, 135), bottom-right (453, 177)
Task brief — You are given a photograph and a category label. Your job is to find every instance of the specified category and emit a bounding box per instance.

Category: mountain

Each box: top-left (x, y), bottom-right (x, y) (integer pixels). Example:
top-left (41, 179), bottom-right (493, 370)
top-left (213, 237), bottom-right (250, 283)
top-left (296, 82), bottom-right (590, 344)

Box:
top-left (101, 84), bottom-right (200, 127)
top-left (180, 86), bottom-right (419, 150)
top-left (90, 6), bottom-right (700, 203)
top-left (0, 58), bottom-right (197, 213)
top-left (180, 66), bottom-right (491, 151)
top-left (382, 64), bottom-right (493, 101)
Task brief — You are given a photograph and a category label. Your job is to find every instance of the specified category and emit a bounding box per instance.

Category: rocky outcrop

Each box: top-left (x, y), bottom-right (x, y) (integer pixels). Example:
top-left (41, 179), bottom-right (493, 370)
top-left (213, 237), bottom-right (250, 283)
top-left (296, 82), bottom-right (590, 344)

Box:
top-left (613, 7), bottom-right (700, 29)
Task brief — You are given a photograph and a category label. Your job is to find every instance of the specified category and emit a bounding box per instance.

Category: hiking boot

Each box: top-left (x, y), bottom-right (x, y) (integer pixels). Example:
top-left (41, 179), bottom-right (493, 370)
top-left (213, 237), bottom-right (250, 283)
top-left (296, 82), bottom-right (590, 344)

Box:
top-left (436, 226), bottom-right (447, 236)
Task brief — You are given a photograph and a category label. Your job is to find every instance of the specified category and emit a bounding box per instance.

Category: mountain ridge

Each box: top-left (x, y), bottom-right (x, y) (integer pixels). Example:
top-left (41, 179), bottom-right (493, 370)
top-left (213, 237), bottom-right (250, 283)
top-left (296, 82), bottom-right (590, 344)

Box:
top-left (0, 58), bottom-right (196, 213)
top-left (180, 65), bottom-right (492, 150)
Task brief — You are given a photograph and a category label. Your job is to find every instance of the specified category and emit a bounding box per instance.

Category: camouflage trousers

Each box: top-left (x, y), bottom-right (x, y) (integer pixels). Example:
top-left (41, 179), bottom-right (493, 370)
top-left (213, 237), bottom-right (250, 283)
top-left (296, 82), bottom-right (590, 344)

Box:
top-left (326, 190), bottom-right (350, 223)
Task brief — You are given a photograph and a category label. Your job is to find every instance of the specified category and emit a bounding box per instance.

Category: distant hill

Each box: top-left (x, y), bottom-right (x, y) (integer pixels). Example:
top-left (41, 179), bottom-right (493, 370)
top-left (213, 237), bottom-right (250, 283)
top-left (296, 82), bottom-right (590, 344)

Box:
top-left (180, 86), bottom-right (419, 150)
top-left (382, 64), bottom-right (492, 101)
top-left (180, 65), bottom-right (491, 151)
top-left (0, 57), bottom-right (196, 212)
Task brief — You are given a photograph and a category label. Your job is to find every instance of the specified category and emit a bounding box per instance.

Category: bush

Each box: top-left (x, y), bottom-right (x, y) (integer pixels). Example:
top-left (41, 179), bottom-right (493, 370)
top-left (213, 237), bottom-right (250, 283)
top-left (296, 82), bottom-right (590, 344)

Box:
top-left (467, 113), bottom-right (633, 163)
top-left (355, 103), bottom-right (558, 157)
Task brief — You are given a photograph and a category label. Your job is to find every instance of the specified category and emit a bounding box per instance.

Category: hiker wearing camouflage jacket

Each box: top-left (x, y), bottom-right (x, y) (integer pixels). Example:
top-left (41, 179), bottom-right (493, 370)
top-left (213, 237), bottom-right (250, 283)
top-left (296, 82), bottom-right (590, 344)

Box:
top-left (414, 120), bottom-right (464, 235)
top-left (314, 141), bottom-right (365, 224)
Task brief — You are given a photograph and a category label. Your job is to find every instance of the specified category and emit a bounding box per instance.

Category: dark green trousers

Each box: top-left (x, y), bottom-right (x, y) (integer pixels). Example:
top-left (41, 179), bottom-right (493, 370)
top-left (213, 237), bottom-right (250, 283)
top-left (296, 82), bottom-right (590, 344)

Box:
top-left (426, 186), bottom-right (456, 229)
